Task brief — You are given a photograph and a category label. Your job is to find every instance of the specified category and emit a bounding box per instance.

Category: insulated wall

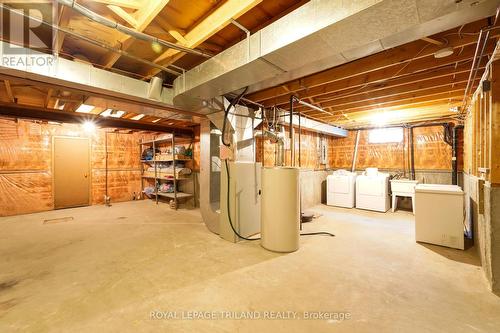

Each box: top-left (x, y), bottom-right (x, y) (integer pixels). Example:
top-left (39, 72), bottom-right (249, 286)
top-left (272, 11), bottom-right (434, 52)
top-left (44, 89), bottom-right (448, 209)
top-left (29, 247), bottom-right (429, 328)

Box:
top-left (256, 125), bottom-right (462, 174)
top-left (255, 124), bottom-right (462, 209)
top-left (329, 126), bottom-right (462, 173)
top-left (0, 118), bottom-right (160, 217)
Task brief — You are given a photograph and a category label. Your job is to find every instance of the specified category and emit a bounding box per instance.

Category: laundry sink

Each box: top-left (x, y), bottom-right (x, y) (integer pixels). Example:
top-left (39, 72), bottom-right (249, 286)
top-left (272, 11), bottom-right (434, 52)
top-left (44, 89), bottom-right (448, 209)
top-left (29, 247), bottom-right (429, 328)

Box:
top-left (390, 179), bottom-right (418, 194)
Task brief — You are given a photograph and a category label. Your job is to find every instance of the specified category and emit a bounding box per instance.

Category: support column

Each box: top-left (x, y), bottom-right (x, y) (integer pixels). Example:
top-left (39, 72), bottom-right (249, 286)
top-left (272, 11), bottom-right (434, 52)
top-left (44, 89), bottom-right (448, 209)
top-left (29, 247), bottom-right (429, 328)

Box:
top-left (489, 60), bottom-right (500, 293)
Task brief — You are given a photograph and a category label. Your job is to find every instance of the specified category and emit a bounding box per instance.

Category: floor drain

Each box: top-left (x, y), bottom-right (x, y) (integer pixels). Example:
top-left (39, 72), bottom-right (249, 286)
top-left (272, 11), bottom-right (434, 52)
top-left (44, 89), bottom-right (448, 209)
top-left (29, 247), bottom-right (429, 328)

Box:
top-left (43, 217), bottom-right (74, 224)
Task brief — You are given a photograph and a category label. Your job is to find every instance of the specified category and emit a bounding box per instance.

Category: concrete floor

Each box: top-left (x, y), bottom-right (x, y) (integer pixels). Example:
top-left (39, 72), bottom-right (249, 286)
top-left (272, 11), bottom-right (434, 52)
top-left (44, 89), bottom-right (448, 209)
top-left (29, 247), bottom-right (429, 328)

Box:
top-left (1, 201), bottom-right (500, 332)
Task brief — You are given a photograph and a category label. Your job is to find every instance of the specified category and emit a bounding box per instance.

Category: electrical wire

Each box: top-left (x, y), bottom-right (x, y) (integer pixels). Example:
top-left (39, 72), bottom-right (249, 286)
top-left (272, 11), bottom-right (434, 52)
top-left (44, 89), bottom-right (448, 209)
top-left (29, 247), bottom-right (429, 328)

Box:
top-left (222, 87), bottom-right (248, 147)
top-left (224, 159), bottom-right (335, 241)
top-left (222, 90), bottom-right (336, 242)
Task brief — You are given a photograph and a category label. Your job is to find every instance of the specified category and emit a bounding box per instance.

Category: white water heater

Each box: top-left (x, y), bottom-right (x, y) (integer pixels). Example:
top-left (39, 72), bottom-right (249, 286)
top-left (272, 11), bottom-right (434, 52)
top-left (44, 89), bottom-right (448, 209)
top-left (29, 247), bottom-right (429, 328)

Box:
top-left (261, 167), bottom-right (300, 252)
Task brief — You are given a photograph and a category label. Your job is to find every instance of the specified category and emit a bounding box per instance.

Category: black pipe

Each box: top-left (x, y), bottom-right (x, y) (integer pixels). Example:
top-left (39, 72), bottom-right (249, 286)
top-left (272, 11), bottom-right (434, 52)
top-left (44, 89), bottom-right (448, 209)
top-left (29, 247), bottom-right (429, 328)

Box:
top-left (452, 125), bottom-right (464, 185)
top-left (298, 111), bottom-right (301, 167)
top-left (105, 131), bottom-right (108, 205)
top-left (289, 95), bottom-right (299, 166)
top-left (409, 127), bottom-right (415, 181)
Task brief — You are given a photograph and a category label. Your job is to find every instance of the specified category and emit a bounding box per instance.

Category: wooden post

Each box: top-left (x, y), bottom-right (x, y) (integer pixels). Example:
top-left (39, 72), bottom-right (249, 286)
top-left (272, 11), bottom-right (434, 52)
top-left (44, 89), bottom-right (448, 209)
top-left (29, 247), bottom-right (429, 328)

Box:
top-left (490, 60), bottom-right (500, 186)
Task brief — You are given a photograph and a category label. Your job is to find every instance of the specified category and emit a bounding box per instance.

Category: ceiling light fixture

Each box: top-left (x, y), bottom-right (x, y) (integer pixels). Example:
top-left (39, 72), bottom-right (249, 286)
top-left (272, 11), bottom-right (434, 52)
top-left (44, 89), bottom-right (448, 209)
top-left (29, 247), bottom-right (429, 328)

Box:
top-left (76, 104), bottom-right (95, 113)
top-left (434, 47), bottom-right (454, 58)
top-left (82, 121), bottom-right (96, 134)
top-left (101, 109), bottom-right (125, 118)
top-left (131, 114), bottom-right (145, 121)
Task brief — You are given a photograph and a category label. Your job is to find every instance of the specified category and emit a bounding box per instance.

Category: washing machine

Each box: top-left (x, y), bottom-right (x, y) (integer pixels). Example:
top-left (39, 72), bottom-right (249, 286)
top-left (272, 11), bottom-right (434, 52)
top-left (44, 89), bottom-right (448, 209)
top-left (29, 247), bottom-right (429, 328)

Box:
top-left (327, 170), bottom-right (357, 208)
top-left (355, 168), bottom-right (390, 212)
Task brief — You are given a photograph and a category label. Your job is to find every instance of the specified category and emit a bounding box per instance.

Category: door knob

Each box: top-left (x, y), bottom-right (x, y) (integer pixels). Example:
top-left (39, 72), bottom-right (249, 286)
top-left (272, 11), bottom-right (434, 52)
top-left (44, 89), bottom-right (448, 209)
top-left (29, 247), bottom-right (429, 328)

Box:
top-left (84, 173), bottom-right (88, 178)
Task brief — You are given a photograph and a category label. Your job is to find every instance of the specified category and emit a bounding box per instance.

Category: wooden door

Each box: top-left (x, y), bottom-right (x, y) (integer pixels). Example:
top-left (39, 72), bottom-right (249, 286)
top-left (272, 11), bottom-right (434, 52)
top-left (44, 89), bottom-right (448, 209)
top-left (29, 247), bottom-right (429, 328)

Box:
top-left (53, 137), bottom-right (90, 209)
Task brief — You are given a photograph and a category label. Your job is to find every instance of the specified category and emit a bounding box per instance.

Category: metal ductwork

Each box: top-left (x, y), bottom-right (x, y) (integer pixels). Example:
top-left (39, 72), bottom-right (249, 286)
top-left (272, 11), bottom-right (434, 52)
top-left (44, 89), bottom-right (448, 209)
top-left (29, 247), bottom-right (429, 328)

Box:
top-left (0, 4), bottom-right (181, 76)
top-left (55, 0), bottom-right (211, 58)
top-left (0, 40), bottom-right (196, 119)
top-left (173, 0), bottom-right (499, 112)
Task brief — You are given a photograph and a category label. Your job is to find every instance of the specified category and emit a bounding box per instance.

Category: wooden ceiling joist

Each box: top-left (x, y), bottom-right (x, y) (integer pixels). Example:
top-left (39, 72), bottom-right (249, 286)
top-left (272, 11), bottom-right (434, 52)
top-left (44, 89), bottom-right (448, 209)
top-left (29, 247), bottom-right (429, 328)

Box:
top-left (0, 102), bottom-right (194, 135)
top-left (4, 80), bottom-right (15, 103)
top-left (107, 5), bottom-right (138, 28)
top-left (293, 72), bottom-right (479, 112)
top-left (54, 5), bottom-right (71, 54)
top-left (44, 88), bottom-right (53, 108)
top-left (305, 86), bottom-right (474, 118)
top-left (154, 16), bottom-right (188, 45)
top-left (421, 37), bottom-right (445, 46)
top-left (269, 59), bottom-right (487, 109)
top-left (146, 0), bottom-right (263, 78)
top-left (248, 26), bottom-right (495, 104)
top-left (100, 0), bottom-right (171, 69)
top-left (87, 0), bottom-right (144, 10)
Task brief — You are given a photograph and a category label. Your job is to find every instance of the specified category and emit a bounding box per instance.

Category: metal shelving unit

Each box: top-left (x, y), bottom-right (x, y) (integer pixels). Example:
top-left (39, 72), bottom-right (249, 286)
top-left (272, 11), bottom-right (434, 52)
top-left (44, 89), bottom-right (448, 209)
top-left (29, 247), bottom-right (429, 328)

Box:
top-left (139, 132), bottom-right (195, 209)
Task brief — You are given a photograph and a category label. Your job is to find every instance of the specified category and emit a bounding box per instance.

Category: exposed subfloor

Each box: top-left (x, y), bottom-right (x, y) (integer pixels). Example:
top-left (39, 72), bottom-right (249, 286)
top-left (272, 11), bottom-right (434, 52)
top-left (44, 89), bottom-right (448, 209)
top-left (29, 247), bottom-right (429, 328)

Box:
top-left (1, 200), bottom-right (500, 332)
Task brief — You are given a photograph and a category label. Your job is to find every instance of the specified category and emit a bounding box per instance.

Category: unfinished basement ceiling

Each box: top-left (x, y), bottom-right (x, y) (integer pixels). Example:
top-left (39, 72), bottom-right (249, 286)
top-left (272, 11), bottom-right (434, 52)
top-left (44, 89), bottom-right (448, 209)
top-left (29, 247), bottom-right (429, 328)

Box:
top-left (48, 0), bottom-right (307, 83)
top-left (0, 0), bottom-right (497, 130)
top-left (247, 18), bottom-right (498, 128)
top-left (0, 75), bottom-right (199, 131)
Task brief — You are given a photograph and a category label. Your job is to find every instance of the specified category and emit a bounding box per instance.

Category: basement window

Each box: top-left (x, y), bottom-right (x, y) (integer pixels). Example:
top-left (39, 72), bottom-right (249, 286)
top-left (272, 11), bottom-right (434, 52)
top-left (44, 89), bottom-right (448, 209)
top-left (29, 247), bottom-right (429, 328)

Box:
top-left (368, 128), bottom-right (403, 144)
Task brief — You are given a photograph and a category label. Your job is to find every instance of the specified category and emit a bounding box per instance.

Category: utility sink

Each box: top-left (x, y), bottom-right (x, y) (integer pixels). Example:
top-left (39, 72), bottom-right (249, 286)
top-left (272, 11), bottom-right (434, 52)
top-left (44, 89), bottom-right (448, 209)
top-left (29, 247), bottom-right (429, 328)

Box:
top-left (390, 179), bottom-right (419, 213)
top-left (390, 179), bottom-right (419, 194)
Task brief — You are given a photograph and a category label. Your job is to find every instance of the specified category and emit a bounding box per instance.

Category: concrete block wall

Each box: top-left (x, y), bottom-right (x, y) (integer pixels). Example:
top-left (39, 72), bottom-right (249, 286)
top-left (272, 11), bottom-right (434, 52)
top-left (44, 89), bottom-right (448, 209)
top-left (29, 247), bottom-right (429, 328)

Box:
top-left (464, 173), bottom-right (500, 294)
top-left (491, 185), bottom-right (500, 293)
top-left (300, 170), bottom-right (329, 210)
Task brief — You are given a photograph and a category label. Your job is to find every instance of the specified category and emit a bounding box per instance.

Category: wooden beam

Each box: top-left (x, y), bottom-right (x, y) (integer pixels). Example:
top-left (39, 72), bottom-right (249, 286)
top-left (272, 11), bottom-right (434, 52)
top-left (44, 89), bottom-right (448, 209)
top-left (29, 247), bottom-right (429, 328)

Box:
top-left (0, 73), bottom-right (200, 118)
top-left (107, 5), bottom-right (138, 28)
top-left (306, 89), bottom-right (468, 117)
top-left (4, 80), bottom-right (15, 103)
top-left (146, 0), bottom-right (262, 77)
top-left (54, 5), bottom-right (71, 53)
top-left (87, 0), bottom-right (143, 9)
top-left (134, 0), bottom-right (171, 32)
top-left (154, 16), bottom-right (187, 44)
top-left (293, 72), bottom-right (475, 112)
top-left (0, 102), bottom-right (195, 136)
top-left (490, 60), bottom-right (500, 185)
top-left (44, 88), bottom-right (53, 108)
top-left (333, 103), bottom-right (455, 126)
top-left (421, 37), bottom-right (445, 46)
top-left (100, 0), bottom-right (171, 68)
top-left (247, 30), bottom-right (496, 103)
top-left (266, 59), bottom-right (486, 108)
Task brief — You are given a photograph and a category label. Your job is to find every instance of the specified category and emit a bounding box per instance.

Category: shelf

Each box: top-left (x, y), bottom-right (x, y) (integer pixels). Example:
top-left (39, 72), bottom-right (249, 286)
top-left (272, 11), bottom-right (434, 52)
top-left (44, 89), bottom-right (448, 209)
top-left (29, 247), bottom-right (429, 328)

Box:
top-left (156, 192), bottom-right (194, 199)
top-left (141, 157), bottom-right (192, 163)
top-left (140, 135), bottom-right (193, 145)
top-left (140, 136), bottom-right (173, 145)
top-left (142, 175), bottom-right (191, 181)
top-left (155, 156), bottom-right (193, 162)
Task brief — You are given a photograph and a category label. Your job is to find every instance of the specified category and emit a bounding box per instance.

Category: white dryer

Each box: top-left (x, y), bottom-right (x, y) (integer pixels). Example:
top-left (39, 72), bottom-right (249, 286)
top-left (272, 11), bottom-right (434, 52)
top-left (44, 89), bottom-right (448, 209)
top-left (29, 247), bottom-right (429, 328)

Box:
top-left (355, 168), bottom-right (390, 212)
top-left (327, 170), bottom-right (357, 208)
